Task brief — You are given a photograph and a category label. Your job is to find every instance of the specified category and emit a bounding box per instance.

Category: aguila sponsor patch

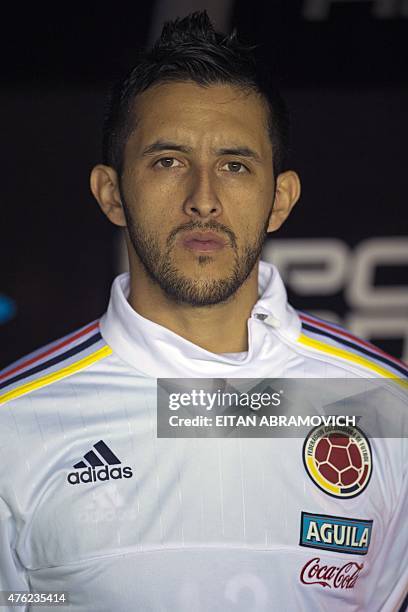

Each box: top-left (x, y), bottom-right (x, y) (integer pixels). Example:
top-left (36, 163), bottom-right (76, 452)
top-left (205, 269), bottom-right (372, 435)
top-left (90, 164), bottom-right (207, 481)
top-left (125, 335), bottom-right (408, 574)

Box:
top-left (303, 424), bottom-right (372, 498)
top-left (300, 512), bottom-right (372, 555)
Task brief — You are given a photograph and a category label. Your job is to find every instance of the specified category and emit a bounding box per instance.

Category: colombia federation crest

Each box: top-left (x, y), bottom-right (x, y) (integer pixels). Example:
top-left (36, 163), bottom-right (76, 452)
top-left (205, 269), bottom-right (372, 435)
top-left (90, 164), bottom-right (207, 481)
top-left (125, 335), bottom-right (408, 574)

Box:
top-left (303, 424), bottom-right (372, 499)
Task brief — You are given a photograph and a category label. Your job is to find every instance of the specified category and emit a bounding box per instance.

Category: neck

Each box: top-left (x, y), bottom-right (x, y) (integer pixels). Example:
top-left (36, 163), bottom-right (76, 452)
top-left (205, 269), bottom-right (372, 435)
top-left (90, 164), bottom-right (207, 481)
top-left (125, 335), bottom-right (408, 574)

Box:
top-left (127, 262), bottom-right (260, 354)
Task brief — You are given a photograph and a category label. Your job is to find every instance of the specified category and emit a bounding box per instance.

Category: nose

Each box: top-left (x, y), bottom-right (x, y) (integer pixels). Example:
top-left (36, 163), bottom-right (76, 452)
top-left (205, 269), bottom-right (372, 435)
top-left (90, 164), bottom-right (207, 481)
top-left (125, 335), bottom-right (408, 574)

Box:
top-left (183, 168), bottom-right (222, 219)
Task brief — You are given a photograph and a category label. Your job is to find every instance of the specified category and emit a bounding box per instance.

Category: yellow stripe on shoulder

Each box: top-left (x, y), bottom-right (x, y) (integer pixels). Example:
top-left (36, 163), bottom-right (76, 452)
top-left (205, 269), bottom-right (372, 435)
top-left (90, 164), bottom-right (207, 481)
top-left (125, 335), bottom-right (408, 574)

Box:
top-left (298, 333), bottom-right (408, 390)
top-left (0, 346), bottom-right (113, 405)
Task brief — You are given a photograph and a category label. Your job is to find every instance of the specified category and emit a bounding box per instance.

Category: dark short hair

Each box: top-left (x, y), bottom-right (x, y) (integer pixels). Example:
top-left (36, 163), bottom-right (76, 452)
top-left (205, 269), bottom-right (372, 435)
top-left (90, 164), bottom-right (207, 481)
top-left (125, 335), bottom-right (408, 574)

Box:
top-left (102, 11), bottom-right (289, 176)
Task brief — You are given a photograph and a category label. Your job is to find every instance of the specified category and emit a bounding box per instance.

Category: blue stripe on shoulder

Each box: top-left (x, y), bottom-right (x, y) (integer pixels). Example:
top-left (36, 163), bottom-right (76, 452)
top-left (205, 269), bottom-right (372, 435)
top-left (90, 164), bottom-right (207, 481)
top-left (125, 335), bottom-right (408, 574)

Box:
top-left (0, 332), bottom-right (102, 391)
top-left (301, 321), bottom-right (408, 378)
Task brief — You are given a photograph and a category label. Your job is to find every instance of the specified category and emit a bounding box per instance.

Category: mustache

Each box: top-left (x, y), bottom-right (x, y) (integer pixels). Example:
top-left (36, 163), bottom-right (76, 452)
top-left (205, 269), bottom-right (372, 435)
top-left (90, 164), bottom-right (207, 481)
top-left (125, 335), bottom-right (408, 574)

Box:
top-left (167, 220), bottom-right (237, 249)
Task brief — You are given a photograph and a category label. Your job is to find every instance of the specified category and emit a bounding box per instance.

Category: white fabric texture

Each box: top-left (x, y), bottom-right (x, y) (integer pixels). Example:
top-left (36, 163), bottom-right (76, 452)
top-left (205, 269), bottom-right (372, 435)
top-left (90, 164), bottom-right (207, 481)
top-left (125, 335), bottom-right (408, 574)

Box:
top-left (0, 261), bottom-right (406, 611)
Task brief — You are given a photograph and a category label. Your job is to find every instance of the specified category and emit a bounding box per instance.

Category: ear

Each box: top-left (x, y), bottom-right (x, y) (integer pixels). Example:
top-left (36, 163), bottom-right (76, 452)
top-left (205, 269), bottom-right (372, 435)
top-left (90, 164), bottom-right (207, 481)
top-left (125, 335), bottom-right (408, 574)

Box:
top-left (90, 164), bottom-right (127, 227)
top-left (267, 170), bottom-right (301, 233)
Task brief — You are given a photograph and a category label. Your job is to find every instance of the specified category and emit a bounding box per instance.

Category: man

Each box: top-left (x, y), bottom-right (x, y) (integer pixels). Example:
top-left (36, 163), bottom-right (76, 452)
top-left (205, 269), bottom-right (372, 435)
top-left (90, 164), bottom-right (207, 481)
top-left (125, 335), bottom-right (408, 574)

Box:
top-left (0, 11), bottom-right (407, 612)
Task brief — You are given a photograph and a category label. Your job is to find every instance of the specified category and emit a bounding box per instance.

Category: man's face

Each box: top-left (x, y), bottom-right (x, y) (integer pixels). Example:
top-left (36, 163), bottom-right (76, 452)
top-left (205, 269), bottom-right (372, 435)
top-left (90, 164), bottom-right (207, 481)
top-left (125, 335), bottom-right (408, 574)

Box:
top-left (119, 81), bottom-right (276, 306)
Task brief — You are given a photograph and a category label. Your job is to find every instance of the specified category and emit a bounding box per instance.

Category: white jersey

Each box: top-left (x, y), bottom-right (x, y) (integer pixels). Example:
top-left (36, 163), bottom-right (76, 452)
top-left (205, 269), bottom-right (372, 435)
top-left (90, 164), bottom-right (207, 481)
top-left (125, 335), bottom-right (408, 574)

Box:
top-left (0, 261), bottom-right (407, 611)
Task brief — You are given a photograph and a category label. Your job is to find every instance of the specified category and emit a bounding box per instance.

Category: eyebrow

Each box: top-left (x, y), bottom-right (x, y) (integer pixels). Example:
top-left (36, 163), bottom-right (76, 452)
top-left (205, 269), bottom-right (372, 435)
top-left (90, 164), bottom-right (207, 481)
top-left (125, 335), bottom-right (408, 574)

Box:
top-left (217, 147), bottom-right (262, 163)
top-left (141, 140), bottom-right (262, 163)
top-left (142, 141), bottom-right (193, 156)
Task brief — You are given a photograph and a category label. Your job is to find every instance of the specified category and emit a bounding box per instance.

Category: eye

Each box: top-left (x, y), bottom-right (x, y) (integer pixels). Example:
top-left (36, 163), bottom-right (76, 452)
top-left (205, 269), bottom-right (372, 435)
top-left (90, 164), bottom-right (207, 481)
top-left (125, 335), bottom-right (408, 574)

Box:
top-left (155, 157), bottom-right (183, 169)
top-left (221, 161), bottom-right (248, 174)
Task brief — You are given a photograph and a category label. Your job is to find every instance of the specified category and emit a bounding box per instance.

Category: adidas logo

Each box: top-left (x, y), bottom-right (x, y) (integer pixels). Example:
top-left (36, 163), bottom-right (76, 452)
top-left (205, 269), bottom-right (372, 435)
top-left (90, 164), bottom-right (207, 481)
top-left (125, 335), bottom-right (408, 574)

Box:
top-left (67, 440), bottom-right (133, 485)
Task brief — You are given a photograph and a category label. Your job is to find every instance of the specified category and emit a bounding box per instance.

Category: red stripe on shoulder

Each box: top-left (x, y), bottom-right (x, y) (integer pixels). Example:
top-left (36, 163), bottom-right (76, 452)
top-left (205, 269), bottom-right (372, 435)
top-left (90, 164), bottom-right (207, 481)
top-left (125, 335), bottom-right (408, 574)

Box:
top-left (0, 321), bottom-right (100, 382)
top-left (299, 312), bottom-right (407, 370)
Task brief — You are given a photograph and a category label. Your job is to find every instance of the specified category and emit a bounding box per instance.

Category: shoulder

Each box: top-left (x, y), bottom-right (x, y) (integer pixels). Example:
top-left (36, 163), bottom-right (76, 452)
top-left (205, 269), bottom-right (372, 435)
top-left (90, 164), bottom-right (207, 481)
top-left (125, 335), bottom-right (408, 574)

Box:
top-left (291, 310), bottom-right (408, 383)
top-left (0, 320), bottom-right (113, 406)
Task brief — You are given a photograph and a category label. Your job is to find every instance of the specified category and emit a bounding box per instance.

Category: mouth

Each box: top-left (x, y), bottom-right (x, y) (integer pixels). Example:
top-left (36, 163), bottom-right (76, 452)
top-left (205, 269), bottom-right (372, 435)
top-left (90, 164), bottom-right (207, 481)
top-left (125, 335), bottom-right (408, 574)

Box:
top-left (181, 231), bottom-right (227, 253)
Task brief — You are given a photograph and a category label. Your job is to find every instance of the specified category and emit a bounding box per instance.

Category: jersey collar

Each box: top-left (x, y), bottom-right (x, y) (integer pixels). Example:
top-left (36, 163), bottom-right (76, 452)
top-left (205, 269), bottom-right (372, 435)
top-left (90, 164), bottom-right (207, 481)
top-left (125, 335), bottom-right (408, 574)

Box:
top-left (100, 260), bottom-right (301, 377)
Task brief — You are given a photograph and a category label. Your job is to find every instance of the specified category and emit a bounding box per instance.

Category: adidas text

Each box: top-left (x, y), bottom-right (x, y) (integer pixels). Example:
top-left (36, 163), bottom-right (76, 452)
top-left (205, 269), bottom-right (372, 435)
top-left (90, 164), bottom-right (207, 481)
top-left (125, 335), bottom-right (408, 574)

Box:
top-left (67, 466), bottom-right (133, 485)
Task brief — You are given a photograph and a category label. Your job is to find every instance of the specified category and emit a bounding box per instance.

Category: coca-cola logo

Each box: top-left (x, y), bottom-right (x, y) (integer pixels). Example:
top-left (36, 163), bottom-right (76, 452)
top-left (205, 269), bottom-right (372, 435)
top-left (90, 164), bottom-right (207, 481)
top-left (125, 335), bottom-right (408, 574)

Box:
top-left (300, 557), bottom-right (364, 589)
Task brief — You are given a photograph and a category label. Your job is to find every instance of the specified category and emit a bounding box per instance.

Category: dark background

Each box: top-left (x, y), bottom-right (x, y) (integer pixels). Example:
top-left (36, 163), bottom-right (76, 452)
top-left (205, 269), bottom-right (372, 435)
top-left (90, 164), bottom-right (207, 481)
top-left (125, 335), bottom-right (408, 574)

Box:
top-left (1, 0), bottom-right (408, 368)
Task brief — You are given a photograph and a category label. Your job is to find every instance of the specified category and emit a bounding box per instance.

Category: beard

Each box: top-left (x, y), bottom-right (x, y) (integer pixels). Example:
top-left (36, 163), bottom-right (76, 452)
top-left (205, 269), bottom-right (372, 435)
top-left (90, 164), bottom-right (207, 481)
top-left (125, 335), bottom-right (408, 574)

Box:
top-left (123, 204), bottom-right (269, 307)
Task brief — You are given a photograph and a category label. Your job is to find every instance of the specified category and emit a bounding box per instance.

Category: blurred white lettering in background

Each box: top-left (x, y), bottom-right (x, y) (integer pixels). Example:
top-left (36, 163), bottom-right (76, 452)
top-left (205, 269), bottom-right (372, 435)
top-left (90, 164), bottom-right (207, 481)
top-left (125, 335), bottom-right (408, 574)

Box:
top-left (303, 0), bottom-right (408, 21)
top-left (263, 237), bottom-right (408, 361)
